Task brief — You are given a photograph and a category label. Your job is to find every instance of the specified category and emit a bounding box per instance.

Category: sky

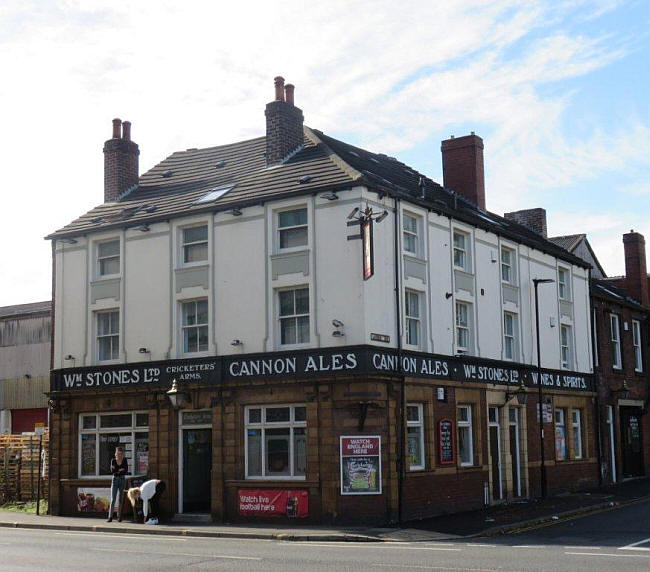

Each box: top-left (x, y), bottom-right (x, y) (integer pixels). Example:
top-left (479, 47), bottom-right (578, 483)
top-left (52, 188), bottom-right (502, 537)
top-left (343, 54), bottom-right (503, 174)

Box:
top-left (1, 0), bottom-right (649, 306)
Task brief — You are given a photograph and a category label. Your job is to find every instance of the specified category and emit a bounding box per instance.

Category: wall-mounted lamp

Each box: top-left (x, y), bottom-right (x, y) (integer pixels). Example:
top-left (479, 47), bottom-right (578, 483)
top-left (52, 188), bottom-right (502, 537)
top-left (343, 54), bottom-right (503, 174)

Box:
top-left (332, 330), bottom-right (345, 338)
top-left (64, 355), bottom-right (75, 361)
top-left (332, 319), bottom-right (344, 328)
top-left (321, 192), bottom-right (339, 201)
top-left (133, 224), bottom-right (150, 232)
top-left (60, 238), bottom-right (77, 244)
top-left (231, 208), bottom-right (242, 216)
top-left (490, 250), bottom-right (497, 263)
top-left (445, 292), bottom-right (453, 299)
top-left (612, 380), bottom-right (630, 400)
top-left (138, 347), bottom-right (150, 354)
top-left (231, 339), bottom-right (243, 346)
top-left (504, 379), bottom-right (528, 406)
top-left (166, 379), bottom-right (191, 409)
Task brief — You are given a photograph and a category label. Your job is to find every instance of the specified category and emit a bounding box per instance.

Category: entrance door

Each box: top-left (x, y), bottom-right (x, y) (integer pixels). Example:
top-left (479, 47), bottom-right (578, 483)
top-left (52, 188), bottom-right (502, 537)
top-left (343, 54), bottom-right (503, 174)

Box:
top-left (620, 407), bottom-right (644, 478)
top-left (508, 407), bottom-right (522, 497)
top-left (182, 428), bottom-right (212, 512)
top-left (488, 407), bottom-right (503, 501)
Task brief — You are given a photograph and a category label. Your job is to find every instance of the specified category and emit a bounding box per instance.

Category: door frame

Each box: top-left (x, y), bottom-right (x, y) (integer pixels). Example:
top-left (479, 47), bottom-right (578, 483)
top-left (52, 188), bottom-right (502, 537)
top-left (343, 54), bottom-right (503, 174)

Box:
top-left (488, 406), bottom-right (503, 502)
top-left (509, 406), bottom-right (522, 497)
top-left (178, 410), bottom-right (212, 514)
top-left (606, 405), bottom-right (617, 483)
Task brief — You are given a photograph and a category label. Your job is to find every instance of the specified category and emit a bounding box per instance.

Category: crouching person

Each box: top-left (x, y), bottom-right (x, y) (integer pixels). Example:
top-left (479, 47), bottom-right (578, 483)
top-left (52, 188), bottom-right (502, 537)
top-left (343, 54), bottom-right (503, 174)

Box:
top-left (127, 479), bottom-right (166, 525)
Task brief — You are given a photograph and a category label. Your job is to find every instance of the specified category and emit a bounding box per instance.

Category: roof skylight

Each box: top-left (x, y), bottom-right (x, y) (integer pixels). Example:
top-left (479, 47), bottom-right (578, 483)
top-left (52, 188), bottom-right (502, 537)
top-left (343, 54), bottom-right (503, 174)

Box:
top-left (194, 184), bottom-right (236, 204)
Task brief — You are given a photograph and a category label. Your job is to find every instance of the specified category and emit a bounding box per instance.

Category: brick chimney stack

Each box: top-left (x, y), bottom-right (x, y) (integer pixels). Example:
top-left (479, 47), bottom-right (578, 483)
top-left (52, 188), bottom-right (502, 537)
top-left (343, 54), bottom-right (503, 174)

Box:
top-left (623, 230), bottom-right (649, 306)
top-left (103, 118), bottom-right (139, 203)
top-left (504, 208), bottom-right (548, 237)
top-left (265, 76), bottom-right (304, 166)
top-left (441, 133), bottom-right (485, 210)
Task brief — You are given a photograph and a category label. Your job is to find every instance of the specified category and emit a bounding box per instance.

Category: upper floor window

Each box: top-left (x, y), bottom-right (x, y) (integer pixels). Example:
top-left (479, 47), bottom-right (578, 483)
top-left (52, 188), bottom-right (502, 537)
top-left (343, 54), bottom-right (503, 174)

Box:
top-left (633, 319), bottom-right (643, 372)
top-left (278, 287), bottom-right (309, 346)
top-left (278, 208), bottom-right (308, 250)
top-left (97, 310), bottom-right (119, 362)
top-left (501, 247), bottom-right (514, 284)
top-left (97, 240), bottom-right (120, 277)
top-left (503, 312), bottom-right (518, 361)
top-left (403, 214), bottom-right (419, 256)
top-left (407, 404), bottom-right (425, 470)
top-left (558, 268), bottom-right (570, 300)
top-left (405, 290), bottom-right (421, 348)
top-left (560, 324), bottom-right (572, 369)
top-left (455, 302), bottom-right (470, 353)
top-left (182, 225), bottom-right (208, 264)
top-left (610, 314), bottom-right (622, 369)
top-left (181, 299), bottom-right (209, 354)
top-left (453, 231), bottom-right (470, 271)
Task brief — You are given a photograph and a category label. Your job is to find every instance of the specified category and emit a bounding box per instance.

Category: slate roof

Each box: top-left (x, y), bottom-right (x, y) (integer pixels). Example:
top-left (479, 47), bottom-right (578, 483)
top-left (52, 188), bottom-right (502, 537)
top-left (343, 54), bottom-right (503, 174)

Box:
top-left (0, 301), bottom-right (51, 319)
top-left (590, 278), bottom-right (646, 311)
top-left (46, 127), bottom-right (589, 268)
top-left (549, 234), bottom-right (585, 252)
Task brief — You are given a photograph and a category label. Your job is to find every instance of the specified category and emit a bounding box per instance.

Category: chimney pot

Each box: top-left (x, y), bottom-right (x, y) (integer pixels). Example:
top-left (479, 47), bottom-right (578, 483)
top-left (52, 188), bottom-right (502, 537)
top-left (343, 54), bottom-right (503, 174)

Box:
top-left (122, 121), bottom-right (131, 141)
top-left (285, 84), bottom-right (295, 105)
top-left (441, 133), bottom-right (485, 210)
top-left (274, 76), bottom-right (285, 101)
top-left (112, 118), bottom-right (122, 139)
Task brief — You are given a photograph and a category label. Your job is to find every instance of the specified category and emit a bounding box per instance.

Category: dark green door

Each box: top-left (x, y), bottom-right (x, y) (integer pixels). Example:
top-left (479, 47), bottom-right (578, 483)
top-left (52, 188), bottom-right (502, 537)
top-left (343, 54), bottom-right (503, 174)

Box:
top-left (183, 428), bottom-right (212, 512)
top-left (621, 407), bottom-right (644, 478)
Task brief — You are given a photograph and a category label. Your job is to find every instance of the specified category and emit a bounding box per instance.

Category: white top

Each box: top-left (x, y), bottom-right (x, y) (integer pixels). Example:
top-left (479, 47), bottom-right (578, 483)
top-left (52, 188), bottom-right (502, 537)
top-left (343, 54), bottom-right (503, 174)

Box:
top-left (139, 479), bottom-right (158, 520)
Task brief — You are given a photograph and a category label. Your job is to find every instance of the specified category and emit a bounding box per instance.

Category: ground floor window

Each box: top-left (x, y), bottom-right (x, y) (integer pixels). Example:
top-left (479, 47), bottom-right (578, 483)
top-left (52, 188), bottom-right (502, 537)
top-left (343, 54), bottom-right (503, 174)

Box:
top-left (457, 404), bottom-right (473, 466)
top-left (572, 409), bottom-right (583, 459)
top-left (245, 404), bottom-right (307, 479)
top-left (79, 411), bottom-right (149, 477)
top-left (407, 403), bottom-right (424, 470)
top-left (555, 408), bottom-right (567, 460)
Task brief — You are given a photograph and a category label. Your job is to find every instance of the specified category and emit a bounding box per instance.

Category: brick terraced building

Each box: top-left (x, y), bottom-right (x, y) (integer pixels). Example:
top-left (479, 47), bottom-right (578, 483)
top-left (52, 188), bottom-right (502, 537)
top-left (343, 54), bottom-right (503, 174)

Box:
top-left (47, 78), bottom-right (597, 524)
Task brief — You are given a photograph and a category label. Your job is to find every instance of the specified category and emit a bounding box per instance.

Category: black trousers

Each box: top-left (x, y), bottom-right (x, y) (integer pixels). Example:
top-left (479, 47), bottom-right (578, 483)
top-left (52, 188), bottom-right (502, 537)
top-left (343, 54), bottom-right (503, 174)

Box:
top-left (149, 481), bottom-right (166, 519)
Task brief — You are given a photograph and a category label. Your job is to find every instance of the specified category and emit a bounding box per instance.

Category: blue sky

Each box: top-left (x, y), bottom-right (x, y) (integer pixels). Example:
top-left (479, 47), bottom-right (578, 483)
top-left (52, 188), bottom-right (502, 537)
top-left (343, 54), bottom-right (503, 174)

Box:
top-left (1, 0), bottom-right (649, 305)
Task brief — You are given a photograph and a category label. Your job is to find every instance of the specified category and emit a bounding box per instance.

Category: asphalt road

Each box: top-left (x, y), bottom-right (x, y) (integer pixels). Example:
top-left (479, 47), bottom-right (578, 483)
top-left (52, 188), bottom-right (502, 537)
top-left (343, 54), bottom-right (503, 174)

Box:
top-left (1, 500), bottom-right (649, 571)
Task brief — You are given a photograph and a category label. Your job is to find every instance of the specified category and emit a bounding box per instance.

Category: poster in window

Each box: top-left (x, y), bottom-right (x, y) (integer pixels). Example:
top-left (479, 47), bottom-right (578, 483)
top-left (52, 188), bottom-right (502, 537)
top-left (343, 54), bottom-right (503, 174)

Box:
top-left (80, 434), bottom-right (96, 475)
top-left (340, 436), bottom-right (381, 495)
top-left (555, 426), bottom-right (566, 460)
top-left (362, 219), bottom-right (374, 280)
top-left (438, 418), bottom-right (455, 465)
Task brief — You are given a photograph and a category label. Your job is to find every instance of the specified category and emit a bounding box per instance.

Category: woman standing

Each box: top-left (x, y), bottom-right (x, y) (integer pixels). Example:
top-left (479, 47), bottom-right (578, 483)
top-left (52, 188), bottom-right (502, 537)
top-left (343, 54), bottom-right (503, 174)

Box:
top-left (127, 479), bottom-right (165, 525)
top-left (106, 447), bottom-right (128, 522)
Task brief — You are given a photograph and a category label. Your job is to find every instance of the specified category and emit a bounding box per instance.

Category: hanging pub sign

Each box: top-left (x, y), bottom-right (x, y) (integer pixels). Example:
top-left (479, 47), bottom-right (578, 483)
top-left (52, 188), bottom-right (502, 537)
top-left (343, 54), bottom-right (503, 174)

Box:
top-left (340, 436), bottom-right (382, 495)
top-left (438, 418), bottom-right (455, 465)
top-left (362, 219), bottom-right (374, 280)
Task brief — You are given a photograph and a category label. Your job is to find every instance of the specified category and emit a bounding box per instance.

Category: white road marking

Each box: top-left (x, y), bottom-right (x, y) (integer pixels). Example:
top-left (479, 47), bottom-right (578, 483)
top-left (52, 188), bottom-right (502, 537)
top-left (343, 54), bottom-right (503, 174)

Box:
top-left (373, 564), bottom-right (496, 571)
top-left (283, 542), bottom-right (461, 551)
top-left (563, 546), bottom-right (601, 550)
top-left (90, 547), bottom-right (261, 560)
top-left (619, 537), bottom-right (650, 551)
top-left (55, 531), bottom-right (188, 541)
top-left (566, 551), bottom-right (650, 559)
top-left (466, 543), bottom-right (496, 547)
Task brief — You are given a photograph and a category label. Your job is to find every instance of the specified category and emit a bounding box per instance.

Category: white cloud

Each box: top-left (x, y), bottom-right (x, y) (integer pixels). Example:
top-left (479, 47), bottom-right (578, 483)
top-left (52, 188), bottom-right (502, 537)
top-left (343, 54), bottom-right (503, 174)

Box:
top-left (0, 0), bottom-right (648, 304)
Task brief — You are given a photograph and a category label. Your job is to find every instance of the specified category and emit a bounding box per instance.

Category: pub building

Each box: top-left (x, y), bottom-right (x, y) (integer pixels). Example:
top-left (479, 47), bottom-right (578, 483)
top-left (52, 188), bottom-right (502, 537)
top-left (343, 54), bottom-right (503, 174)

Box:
top-left (46, 78), bottom-right (597, 524)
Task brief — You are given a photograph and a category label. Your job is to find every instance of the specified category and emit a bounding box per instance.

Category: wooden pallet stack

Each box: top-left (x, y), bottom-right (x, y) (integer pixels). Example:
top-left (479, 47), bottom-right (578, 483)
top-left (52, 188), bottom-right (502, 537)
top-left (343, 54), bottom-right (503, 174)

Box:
top-left (0, 431), bottom-right (49, 504)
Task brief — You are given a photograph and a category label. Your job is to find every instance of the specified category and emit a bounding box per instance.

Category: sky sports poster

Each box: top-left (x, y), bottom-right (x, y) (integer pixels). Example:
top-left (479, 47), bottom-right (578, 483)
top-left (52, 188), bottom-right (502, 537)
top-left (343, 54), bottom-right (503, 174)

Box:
top-left (340, 436), bottom-right (382, 495)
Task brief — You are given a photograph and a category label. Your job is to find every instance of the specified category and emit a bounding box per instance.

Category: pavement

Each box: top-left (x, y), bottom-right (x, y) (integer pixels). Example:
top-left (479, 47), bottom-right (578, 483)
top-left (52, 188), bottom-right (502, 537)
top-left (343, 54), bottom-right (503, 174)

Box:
top-left (2, 477), bottom-right (650, 542)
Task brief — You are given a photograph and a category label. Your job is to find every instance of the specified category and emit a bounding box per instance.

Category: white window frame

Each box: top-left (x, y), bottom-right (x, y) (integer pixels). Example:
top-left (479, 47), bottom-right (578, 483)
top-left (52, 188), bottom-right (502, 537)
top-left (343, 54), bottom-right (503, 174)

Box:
top-left (277, 287), bottom-right (310, 348)
top-left (572, 409), bottom-right (583, 460)
top-left (402, 213), bottom-right (420, 257)
top-left (593, 308), bottom-right (599, 367)
top-left (503, 312), bottom-right (518, 361)
top-left (558, 268), bottom-right (570, 301)
top-left (633, 319), bottom-right (643, 372)
top-left (181, 224), bottom-right (209, 266)
top-left (406, 403), bottom-right (425, 471)
top-left (501, 247), bottom-right (515, 284)
top-left (455, 301), bottom-right (471, 353)
top-left (78, 411), bottom-right (149, 478)
top-left (611, 314), bottom-right (622, 369)
top-left (405, 290), bottom-right (421, 348)
top-left (457, 404), bottom-right (474, 467)
top-left (453, 230), bottom-right (470, 271)
top-left (180, 298), bottom-right (209, 356)
top-left (244, 404), bottom-right (307, 480)
top-left (560, 324), bottom-right (572, 370)
top-left (96, 310), bottom-right (119, 363)
top-left (96, 239), bottom-right (120, 278)
top-left (555, 408), bottom-right (567, 461)
top-left (276, 206), bottom-right (308, 253)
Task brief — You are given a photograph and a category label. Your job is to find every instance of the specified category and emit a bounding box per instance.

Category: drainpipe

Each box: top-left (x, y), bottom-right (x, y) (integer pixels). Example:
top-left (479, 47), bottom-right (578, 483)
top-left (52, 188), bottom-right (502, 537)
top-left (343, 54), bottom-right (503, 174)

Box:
top-left (591, 297), bottom-right (604, 486)
top-left (394, 197), bottom-right (405, 525)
